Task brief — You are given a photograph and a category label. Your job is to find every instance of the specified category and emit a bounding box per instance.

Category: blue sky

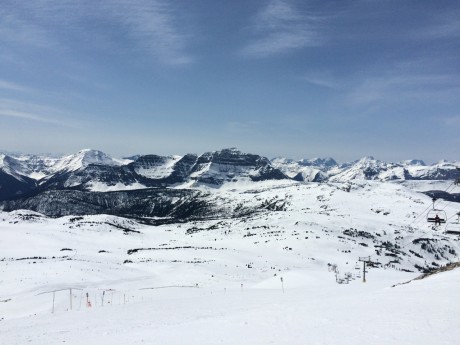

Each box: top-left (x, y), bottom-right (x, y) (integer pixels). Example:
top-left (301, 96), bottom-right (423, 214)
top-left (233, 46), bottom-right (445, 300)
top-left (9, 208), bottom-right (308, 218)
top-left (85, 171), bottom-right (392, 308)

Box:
top-left (0, 0), bottom-right (459, 163)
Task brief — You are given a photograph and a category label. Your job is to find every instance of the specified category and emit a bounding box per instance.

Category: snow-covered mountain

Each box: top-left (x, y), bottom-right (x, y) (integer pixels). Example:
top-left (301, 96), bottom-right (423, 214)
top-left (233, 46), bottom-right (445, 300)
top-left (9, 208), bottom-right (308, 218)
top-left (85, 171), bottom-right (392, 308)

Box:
top-left (328, 156), bottom-right (460, 182)
top-left (49, 149), bottom-right (128, 174)
top-left (188, 148), bottom-right (287, 185)
top-left (271, 157), bottom-right (333, 182)
top-left (10, 148), bottom-right (288, 193)
top-left (272, 155), bottom-right (460, 183)
top-left (1, 149), bottom-right (459, 202)
top-left (328, 156), bottom-right (399, 182)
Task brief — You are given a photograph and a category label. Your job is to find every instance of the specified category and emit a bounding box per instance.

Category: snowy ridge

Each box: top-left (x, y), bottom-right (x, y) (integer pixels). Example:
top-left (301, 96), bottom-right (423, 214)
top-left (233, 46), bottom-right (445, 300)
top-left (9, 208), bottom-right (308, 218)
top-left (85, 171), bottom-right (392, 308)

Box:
top-left (49, 149), bottom-right (125, 174)
top-left (0, 154), bottom-right (31, 182)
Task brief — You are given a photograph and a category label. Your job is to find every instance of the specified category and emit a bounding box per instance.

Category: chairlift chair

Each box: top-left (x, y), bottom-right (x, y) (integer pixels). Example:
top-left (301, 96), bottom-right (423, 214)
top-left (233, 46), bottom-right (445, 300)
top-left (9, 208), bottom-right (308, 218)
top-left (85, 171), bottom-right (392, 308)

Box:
top-left (427, 209), bottom-right (447, 224)
top-left (427, 197), bottom-right (446, 224)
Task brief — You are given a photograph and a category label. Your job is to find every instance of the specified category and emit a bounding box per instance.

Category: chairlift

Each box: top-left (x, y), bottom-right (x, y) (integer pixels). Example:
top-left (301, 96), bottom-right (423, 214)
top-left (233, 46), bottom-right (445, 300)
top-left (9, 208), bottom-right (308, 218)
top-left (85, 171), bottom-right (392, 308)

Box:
top-left (427, 209), bottom-right (447, 224)
top-left (427, 197), bottom-right (446, 224)
top-left (445, 212), bottom-right (460, 235)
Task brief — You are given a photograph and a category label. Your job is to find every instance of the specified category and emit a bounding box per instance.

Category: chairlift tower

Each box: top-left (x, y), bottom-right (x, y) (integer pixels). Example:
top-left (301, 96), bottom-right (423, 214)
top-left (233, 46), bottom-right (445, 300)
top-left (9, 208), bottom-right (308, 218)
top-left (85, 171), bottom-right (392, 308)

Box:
top-left (358, 256), bottom-right (371, 283)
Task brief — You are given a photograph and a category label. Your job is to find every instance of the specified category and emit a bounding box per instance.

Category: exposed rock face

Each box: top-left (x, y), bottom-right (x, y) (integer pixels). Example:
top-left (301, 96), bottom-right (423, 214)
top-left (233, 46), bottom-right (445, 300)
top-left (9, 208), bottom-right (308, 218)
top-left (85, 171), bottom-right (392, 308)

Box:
top-left (190, 149), bottom-right (288, 185)
top-left (0, 170), bottom-right (37, 201)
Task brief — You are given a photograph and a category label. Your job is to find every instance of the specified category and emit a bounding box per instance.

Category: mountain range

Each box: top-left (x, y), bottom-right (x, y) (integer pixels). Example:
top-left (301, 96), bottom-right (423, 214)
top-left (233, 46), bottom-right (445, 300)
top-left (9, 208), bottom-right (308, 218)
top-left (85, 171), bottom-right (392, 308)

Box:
top-left (1, 148), bottom-right (459, 218)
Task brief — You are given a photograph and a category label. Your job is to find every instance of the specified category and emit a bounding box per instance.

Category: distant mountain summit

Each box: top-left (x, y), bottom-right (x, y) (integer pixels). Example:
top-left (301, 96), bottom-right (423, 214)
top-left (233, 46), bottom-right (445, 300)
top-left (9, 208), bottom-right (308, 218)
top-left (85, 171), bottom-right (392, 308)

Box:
top-left (401, 159), bottom-right (426, 166)
top-left (190, 148), bottom-right (288, 185)
top-left (50, 149), bottom-right (126, 173)
top-left (298, 157), bottom-right (338, 169)
top-left (271, 157), bottom-right (332, 182)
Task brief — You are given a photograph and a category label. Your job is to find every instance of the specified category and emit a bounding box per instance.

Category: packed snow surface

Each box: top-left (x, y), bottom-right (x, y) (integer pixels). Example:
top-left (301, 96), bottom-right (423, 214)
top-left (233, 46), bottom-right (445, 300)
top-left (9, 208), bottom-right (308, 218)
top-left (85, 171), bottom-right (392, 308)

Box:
top-left (1, 270), bottom-right (459, 345)
top-left (1, 180), bottom-right (460, 344)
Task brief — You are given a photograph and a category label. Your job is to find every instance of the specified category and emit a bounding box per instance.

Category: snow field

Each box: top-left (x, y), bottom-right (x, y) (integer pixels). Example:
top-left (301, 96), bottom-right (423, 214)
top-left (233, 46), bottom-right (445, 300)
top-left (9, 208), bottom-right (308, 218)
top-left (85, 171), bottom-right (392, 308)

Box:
top-left (1, 181), bottom-right (459, 344)
top-left (1, 270), bottom-right (459, 345)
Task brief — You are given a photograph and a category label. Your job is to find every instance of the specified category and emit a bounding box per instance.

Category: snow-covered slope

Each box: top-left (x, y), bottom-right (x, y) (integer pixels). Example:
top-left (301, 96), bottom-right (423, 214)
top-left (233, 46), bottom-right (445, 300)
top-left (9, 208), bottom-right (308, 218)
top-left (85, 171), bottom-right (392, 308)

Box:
top-left (9, 154), bottom-right (61, 180)
top-left (131, 154), bottom-right (182, 179)
top-left (1, 179), bottom-right (460, 344)
top-left (0, 154), bottom-right (32, 180)
top-left (2, 267), bottom-right (459, 345)
top-left (49, 149), bottom-right (126, 174)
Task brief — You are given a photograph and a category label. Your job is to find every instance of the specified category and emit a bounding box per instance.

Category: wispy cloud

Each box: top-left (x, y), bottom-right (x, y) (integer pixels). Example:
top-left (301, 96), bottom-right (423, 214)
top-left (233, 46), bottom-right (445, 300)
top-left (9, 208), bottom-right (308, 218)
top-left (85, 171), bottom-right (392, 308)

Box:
top-left (346, 73), bottom-right (460, 107)
top-left (0, 80), bottom-right (33, 93)
top-left (413, 10), bottom-right (460, 40)
top-left (100, 0), bottom-right (193, 65)
top-left (0, 109), bottom-right (58, 124)
top-left (0, 98), bottom-right (78, 127)
top-left (0, 12), bottom-right (55, 48)
top-left (302, 72), bottom-right (340, 89)
top-left (241, 0), bottom-right (322, 58)
top-left (0, 0), bottom-right (193, 66)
